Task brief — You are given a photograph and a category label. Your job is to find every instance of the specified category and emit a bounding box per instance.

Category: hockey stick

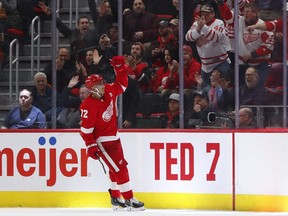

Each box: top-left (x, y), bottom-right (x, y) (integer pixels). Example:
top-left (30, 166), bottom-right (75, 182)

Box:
top-left (95, 153), bottom-right (107, 175)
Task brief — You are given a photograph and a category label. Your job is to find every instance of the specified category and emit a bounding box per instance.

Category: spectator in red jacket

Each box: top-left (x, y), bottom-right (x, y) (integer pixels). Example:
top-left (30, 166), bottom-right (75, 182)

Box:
top-left (163, 45), bottom-right (201, 101)
top-left (150, 45), bottom-right (178, 95)
top-left (124, 42), bottom-right (154, 94)
top-left (146, 20), bottom-right (178, 70)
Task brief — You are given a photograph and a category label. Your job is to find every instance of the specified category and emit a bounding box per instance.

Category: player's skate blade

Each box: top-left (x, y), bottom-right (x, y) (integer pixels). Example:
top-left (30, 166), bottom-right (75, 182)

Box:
top-left (125, 197), bottom-right (145, 211)
top-left (111, 197), bottom-right (127, 211)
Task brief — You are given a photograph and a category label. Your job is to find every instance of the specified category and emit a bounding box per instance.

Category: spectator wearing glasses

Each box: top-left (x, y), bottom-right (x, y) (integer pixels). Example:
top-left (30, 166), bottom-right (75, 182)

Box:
top-left (239, 67), bottom-right (272, 105)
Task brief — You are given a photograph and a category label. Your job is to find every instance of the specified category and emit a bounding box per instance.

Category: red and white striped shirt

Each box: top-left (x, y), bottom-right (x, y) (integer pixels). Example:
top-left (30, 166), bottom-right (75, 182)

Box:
top-left (185, 18), bottom-right (231, 73)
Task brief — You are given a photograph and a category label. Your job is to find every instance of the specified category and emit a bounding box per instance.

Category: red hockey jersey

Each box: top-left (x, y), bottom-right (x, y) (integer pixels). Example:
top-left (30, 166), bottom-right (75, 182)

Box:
top-left (80, 70), bottom-right (128, 146)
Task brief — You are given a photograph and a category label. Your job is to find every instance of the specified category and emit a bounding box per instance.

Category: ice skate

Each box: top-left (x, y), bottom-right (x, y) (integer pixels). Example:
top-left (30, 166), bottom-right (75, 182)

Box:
top-left (125, 197), bottom-right (145, 211)
top-left (109, 189), bottom-right (127, 211)
top-left (111, 196), bottom-right (127, 211)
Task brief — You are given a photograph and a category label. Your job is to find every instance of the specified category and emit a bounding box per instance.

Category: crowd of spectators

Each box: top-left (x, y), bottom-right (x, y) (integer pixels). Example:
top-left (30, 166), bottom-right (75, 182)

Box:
top-left (1, 0), bottom-right (287, 129)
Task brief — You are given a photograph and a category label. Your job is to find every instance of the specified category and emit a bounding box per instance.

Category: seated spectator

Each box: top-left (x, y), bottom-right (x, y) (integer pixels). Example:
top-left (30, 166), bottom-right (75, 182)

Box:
top-left (162, 45), bottom-right (201, 109)
top-left (201, 70), bottom-right (225, 111)
top-left (217, 71), bottom-right (235, 112)
top-left (75, 34), bottom-right (118, 85)
top-left (125, 42), bottom-right (154, 94)
top-left (146, 19), bottom-right (178, 70)
top-left (160, 93), bottom-right (180, 128)
top-left (31, 72), bottom-right (63, 124)
top-left (185, 91), bottom-right (216, 128)
top-left (230, 107), bottom-right (258, 129)
top-left (43, 47), bottom-right (76, 93)
top-left (239, 67), bottom-right (274, 105)
top-left (1, 89), bottom-right (46, 129)
top-left (120, 0), bottom-right (177, 17)
top-left (75, 49), bottom-right (99, 84)
top-left (169, 18), bottom-right (179, 43)
top-left (123, 0), bottom-right (158, 44)
top-left (151, 46), bottom-right (178, 95)
top-left (75, 38), bottom-right (117, 85)
top-left (57, 76), bottom-right (90, 128)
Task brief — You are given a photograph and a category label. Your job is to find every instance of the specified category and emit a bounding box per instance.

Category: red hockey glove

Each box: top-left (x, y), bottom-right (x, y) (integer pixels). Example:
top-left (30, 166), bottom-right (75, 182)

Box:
top-left (110, 56), bottom-right (125, 68)
top-left (110, 56), bottom-right (127, 74)
top-left (86, 143), bottom-right (100, 160)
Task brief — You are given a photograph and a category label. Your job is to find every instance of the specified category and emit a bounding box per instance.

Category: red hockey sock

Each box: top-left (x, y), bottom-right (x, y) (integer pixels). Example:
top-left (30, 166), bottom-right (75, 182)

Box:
top-left (110, 189), bottom-right (121, 198)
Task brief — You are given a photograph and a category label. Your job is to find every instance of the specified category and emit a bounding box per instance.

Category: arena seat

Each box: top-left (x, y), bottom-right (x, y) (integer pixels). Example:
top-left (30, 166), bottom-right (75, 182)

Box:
top-left (137, 93), bottom-right (167, 115)
top-left (136, 113), bottom-right (166, 128)
top-left (7, 28), bottom-right (25, 37)
top-left (156, 14), bottom-right (173, 21)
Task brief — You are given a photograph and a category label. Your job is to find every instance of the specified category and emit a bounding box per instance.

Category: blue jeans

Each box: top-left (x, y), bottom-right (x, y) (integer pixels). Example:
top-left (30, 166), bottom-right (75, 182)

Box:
top-left (201, 60), bottom-right (231, 86)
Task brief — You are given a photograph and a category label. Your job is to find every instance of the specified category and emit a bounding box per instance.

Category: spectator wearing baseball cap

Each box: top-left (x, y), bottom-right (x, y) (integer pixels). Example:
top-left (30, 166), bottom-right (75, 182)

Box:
top-left (185, 90), bottom-right (216, 128)
top-left (186, 1), bottom-right (231, 86)
top-left (200, 4), bottom-right (214, 13)
top-left (159, 93), bottom-right (180, 128)
top-left (163, 44), bottom-right (201, 110)
top-left (169, 18), bottom-right (179, 42)
top-left (146, 19), bottom-right (178, 70)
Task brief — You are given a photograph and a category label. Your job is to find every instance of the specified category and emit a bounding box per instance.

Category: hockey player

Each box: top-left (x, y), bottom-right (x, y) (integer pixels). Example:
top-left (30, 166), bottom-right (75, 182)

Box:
top-left (79, 56), bottom-right (145, 211)
top-left (185, 4), bottom-right (231, 86)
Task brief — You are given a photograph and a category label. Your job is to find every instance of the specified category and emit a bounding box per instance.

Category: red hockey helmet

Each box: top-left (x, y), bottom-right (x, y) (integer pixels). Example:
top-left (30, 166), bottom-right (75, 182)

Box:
top-left (85, 74), bottom-right (105, 89)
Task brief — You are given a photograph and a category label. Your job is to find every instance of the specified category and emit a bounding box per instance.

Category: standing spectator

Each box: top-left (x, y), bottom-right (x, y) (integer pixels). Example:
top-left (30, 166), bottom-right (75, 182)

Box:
top-left (39, 2), bottom-right (99, 62)
top-left (0, 0), bottom-right (23, 31)
top-left (123, 0), bottom-right (158, 44)
top-left (88, 0), bottom-right (116, 40)
top-left (218, 2), bottom-right (275, 86)
top-left (247, 4), bottom-right (288, 63)
top-left (108, 22), bottom-right (131, 54)
top-left (254, 0), bottom-right (283, 21)
top-left (43, 47), bottom-right (76, 93)
top-left (80, 56), bottom-right (145, 210)
top-left (160, 93), bottom-right (180, 128)
top-left (125, 42), bottom-right (154, 94)
top-left (31, 72), bottom-right (63, 125)
top-left (1, 89), bottom-right (46, 129)
top-left (185, 4), bottom-right (231, 86)
top-left (146, 20), bottom-right (177, 70)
